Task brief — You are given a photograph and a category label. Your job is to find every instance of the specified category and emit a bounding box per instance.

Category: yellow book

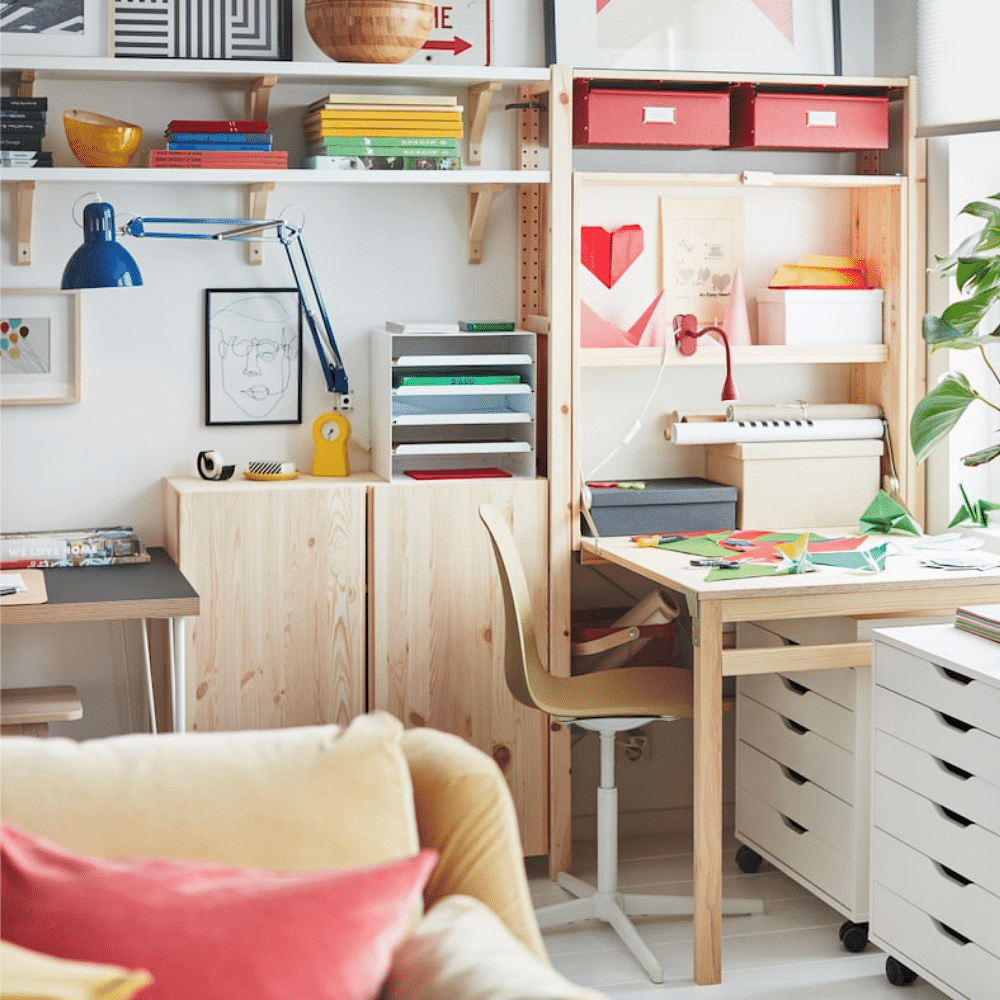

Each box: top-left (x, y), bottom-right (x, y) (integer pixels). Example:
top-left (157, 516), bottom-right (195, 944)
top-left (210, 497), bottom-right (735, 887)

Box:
top-left (307, 92), bottom-right (458, 111)
top-left (796, 254), bottom-right (868, 279)
top-left (305, 126), bottom-right (465, 138)
top-left (306, 104), bottom-right (464, 116)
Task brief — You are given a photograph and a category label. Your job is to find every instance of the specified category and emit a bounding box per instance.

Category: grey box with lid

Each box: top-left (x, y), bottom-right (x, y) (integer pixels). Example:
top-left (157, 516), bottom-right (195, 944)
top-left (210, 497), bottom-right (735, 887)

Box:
top-left (582, 477), bottom-right (738, 536)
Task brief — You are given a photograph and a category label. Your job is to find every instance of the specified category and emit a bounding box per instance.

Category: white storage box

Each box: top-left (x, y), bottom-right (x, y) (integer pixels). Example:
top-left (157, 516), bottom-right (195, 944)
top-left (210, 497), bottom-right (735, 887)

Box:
top-left (705, 438), bottom-right (883, 529)
top-left (757, 288), bottom-right (884, 346)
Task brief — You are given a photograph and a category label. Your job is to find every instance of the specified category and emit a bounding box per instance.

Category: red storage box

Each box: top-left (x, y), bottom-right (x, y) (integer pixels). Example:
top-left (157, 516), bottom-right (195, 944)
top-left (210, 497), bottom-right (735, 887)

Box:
top-left (730, 86), bottom-right (889, 150)
top-left (573, 80), bottom-right (729, 148)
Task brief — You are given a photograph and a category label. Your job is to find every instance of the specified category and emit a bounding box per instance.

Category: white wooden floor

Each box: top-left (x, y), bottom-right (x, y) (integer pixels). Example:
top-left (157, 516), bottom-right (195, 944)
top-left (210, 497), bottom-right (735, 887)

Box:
top-left (527, 832), bottom-right (949, 1000)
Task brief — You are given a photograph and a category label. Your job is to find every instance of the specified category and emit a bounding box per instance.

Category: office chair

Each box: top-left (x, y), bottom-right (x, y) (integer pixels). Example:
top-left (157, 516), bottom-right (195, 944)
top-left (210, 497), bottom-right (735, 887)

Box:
top-left (478, 503), bottom-right (762, 984)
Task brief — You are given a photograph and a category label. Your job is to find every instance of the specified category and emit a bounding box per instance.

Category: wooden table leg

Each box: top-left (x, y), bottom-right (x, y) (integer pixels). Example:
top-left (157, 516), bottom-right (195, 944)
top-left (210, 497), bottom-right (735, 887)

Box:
top-left (692, 599), bottom-right (724, 985)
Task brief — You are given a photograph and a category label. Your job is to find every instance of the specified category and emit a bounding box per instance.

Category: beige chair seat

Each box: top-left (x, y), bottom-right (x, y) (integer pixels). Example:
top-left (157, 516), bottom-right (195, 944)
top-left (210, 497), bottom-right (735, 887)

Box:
top-left (1, 685), bottom-right (82, 737)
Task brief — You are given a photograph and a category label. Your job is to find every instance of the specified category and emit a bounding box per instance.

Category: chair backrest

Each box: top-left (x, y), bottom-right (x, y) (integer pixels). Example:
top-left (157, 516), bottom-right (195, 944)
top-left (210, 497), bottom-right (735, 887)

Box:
top-left (478, 503), bottom-right (548, 713)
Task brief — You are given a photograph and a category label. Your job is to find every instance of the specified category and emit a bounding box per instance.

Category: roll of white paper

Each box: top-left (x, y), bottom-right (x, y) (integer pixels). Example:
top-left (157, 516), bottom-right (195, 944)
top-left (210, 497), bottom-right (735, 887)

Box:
top-left (669, 418), bottom-right (885, 445)
top-left (724, 403), bottom-right (883, 422)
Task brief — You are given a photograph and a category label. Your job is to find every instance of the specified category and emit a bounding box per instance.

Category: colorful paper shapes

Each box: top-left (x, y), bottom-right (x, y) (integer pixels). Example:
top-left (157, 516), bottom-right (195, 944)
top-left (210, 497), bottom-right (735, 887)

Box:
top-left (949, 483), bottom-right (1000, 528)
top-left (774, 533), bottom-right (816, 574)
top-left (859, 490), bottom-right (921, 536)
top-left (581, 224), bottom-right (644, 288)
top-left (580, 290), bottom-right (674, 348)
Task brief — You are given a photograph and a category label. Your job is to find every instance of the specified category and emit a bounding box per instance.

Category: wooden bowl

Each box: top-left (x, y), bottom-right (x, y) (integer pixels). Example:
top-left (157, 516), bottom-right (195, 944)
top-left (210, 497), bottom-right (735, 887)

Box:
top-left (305, 0), bottom-right (433, 63)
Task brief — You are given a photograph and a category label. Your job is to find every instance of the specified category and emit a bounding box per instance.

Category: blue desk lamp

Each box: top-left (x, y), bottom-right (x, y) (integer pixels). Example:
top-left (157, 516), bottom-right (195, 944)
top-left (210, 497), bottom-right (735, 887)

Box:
top-left (61, 197), bottom-right (350, 401)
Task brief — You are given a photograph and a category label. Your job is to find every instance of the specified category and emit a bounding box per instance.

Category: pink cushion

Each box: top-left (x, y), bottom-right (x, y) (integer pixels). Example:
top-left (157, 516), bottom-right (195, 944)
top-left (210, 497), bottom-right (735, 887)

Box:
top-left (1, 823), bottom-right (436, 1000)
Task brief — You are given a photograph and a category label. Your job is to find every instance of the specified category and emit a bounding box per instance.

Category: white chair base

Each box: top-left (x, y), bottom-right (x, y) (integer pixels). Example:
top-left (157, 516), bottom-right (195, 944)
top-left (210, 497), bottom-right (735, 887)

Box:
top-left (538, 721), bottom-right (764, 983)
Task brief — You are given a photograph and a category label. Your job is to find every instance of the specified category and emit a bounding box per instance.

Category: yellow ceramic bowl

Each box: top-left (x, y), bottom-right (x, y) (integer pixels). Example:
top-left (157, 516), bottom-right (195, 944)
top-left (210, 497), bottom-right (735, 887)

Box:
top-left (63, 109), bottom-right (142, 168)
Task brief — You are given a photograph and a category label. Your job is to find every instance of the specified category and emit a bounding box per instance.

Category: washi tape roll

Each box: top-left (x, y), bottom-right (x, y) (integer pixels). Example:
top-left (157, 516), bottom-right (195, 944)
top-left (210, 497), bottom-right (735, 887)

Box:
top-left (197, 450), bottom-right (235, 481)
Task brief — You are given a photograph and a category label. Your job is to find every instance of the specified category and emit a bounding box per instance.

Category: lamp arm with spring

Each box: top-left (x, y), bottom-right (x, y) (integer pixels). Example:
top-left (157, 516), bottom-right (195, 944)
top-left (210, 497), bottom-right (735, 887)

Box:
top-left (122, 215), bottom-right (350, 403)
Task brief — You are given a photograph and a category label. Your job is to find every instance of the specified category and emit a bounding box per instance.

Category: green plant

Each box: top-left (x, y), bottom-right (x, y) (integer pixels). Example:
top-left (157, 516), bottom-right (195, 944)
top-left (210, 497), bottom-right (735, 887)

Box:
top-left (909, 191), bottom-right (1000, 468)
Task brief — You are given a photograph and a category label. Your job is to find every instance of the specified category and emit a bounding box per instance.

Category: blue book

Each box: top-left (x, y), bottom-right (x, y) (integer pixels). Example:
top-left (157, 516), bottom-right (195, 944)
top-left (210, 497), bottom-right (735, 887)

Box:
top-left (167, 141), bottom-right (272, 152)
top-left (163, 131), bottom-right (273, 144)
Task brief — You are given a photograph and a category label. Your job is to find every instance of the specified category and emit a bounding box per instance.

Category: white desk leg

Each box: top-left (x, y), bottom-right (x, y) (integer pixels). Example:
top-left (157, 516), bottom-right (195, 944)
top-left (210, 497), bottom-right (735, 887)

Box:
top-left (171, 616), bottom-right (186, 732)
top-left (139, 617), bottom-right (157, 735)
top-left (692, 600), bottom-right (724, 986)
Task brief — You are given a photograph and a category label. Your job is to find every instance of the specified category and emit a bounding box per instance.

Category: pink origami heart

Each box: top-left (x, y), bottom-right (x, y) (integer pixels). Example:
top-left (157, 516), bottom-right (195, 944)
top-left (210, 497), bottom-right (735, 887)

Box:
top-left (581, 225), bottom-right (644, 288)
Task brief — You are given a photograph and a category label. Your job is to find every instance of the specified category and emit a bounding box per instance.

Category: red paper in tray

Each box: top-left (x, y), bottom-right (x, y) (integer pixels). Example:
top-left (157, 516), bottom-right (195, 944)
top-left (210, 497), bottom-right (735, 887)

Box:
top-left (404, 467), bottom-right (513, 481)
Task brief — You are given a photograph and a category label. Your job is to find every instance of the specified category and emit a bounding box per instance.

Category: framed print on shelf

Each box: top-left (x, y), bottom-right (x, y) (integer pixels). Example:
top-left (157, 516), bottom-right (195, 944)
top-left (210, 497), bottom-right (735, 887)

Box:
top-left (205, 288), bottom-right (302, 427)
top-left (0, 0), bottom-right (108, 57)
top-left (0, 288), bottom-right (81, 406)
top-left (546, 0), bottom-right (842, 76)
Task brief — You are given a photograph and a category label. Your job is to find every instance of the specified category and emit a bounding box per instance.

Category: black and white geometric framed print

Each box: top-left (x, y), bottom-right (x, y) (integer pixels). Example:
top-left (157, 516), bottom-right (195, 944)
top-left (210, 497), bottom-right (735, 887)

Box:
top-left (114, 0), bottom-right (291, 60)
top-left (1, 0), bottom-right (106, 56)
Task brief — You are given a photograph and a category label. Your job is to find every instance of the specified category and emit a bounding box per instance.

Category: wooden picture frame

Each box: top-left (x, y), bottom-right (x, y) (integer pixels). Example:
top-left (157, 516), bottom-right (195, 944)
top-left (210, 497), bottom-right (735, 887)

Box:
top-left (0, 288), bottom-right (81, 406)
top-left (546, 0), bottom-right (842, 76)
top-left (205, 288), bottom-right (302, 427)
top-left (0, 0), bottom-right (108, 57)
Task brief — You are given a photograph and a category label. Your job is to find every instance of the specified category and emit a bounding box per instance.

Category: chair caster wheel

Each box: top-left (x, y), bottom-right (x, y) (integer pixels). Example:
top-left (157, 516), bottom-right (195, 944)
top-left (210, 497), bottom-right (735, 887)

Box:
top-left (735, 844), bottom-right (762, 874)
top-left (838, 920), bottom-right (869, 952)
top-left (885, 956), bottom-right (918, 986)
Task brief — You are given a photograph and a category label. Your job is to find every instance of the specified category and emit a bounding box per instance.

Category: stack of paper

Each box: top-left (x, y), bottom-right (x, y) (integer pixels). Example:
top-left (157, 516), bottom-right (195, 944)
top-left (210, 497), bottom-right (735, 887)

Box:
top-left (955, 604), bottom-right (1000, 643)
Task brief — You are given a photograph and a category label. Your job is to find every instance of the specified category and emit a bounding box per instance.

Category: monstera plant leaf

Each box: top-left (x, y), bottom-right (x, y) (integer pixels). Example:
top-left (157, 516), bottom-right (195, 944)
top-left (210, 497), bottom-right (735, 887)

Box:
top-left (910, 372), bottom-right (978, 463)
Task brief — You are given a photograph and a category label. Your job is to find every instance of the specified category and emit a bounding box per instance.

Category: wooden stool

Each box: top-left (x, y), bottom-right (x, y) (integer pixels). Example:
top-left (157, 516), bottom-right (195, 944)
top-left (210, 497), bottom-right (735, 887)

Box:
top-left (0, 685), bottom-right (83, 737)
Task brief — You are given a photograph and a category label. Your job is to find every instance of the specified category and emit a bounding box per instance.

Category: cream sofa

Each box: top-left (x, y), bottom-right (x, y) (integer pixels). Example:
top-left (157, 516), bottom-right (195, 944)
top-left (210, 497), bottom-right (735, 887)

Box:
top-left (0, 712), bottom-right (603, 1000)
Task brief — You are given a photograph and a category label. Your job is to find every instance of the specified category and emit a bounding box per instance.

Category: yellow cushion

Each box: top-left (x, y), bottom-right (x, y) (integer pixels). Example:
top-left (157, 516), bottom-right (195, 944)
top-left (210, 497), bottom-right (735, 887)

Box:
top-left (384, 895), bottom-right (605, 1000)
top-left (0, 711), bottom-right (418, 872)
top-left (0, 940), bottom-right (152, 1000)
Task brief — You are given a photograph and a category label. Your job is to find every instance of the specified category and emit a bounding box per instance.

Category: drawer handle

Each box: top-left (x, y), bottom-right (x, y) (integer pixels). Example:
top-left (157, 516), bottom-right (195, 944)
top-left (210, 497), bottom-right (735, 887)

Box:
top-left (781, 716), bottom-right (809, 735)
top-left (937, 757), bottom-right (973, 781)
top-left (932, 919), bottom-right (971, 947)
top-left (937, 711), bottom-right (973, 733)
top-left (806, 109), bottom-right (838, 128)
top-left (642, 106), bottom-right (676, 124)
top-left (934, 861), bottom-right (972, 887)
top-left (781, 764), bottom-right (809, 786)
top-left (936, 665), bottom-right (973, 686)
top-left (780, 813), bottom-right (808, 835)
top-left (780, 676), bottom-right (810, 696)
top-left (937, 803), bottom-right (973, 829)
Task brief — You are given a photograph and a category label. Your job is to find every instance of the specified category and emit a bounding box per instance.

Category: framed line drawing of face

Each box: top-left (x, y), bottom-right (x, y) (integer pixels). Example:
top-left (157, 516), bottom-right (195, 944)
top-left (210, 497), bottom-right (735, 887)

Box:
top-left (205, 288), bottom-right (302, 426)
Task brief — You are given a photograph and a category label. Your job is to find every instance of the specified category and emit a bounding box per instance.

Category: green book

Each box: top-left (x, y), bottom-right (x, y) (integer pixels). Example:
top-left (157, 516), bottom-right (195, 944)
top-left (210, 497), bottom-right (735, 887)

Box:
top-left (458, 321), bottom-right (517, 332)
top-left (310, 135), bottom-right (460, 152)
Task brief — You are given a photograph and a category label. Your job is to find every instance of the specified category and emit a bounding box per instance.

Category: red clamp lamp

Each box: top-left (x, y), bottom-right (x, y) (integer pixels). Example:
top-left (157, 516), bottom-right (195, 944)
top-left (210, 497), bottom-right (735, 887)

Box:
top-left (672, 313), bottom-right (740, 401)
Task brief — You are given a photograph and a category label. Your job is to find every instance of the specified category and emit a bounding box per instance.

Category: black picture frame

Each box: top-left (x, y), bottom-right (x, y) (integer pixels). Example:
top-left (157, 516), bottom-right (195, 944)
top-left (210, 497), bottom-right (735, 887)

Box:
top-left (113, 0), bottom-right (292, 60)
top-left (204, 288), bottom-right (302, 426)
top-left (544, 0), bottom-right (842, 76)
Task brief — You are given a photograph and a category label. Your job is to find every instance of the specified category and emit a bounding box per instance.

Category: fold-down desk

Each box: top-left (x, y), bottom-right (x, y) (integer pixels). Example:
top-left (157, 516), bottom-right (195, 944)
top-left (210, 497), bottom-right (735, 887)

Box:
top-left (0, 547), bottom-right (199, 733)
top-left (579, 534), bottom-right (1000, 986)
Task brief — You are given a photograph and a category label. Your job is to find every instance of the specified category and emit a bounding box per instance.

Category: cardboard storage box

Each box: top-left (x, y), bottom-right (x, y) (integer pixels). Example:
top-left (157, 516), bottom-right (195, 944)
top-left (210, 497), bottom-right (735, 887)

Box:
top-left (757, 288), bottom-right (883, 346)
top-left (582, 477), bottom-right (737, 536)
top-left (573, 80), bottom-right (730, 148)
top-left (730, 87), bottom-right (889, 150)
top-left (705, 440), bottom-right (883, 529)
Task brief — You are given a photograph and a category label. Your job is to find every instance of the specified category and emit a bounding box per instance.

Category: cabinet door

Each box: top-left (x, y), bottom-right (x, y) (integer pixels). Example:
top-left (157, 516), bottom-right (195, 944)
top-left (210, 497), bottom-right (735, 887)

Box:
top-left (164, 478), bottom-right (367, 732)
top-left (369, 479), bottom-right (550, 855)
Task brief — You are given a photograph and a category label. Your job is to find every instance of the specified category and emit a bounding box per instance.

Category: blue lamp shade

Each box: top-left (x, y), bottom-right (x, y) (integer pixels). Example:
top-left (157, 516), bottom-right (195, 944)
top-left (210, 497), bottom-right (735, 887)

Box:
top-left (61, 201), bottom-right (143, 289)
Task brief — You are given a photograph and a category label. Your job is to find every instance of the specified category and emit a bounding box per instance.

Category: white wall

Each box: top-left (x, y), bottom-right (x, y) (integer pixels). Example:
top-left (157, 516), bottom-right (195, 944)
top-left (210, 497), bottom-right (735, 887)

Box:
top-left (1, 1), bottom-right (878, 751)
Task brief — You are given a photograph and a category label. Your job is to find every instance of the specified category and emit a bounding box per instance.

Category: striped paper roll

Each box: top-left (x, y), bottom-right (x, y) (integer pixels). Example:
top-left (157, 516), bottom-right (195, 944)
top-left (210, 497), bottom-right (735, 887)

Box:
top-left (668, 418), bottom-right (885, 445)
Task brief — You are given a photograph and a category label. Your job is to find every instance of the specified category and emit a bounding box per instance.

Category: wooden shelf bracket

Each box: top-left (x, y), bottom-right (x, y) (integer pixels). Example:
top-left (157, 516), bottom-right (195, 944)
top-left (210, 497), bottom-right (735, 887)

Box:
top-left (245, 181), bottom-right (274, 265)
top-left (466, 81), bottom-right (501, 166)
top-left (468, 182), bottom-right (503, 265)
top-left (15, 181), bottom-right (34, 266)
top-left (246, 75), bottom-right (277, 122)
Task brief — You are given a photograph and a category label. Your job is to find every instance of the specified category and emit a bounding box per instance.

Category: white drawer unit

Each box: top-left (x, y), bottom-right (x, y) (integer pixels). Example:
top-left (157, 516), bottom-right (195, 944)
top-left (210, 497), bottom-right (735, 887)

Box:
top-left (871, 622), bottom-right (1000, 999)
top-left (734, 620), bottom-right (872, 950)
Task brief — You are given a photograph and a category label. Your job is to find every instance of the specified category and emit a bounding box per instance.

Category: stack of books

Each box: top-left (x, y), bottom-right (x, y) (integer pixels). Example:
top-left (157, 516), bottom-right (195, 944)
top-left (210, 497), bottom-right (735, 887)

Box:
top-left (955, 604), bottom-right (1000, 644)
top-left (0, 97), bottom-right (51, 169)
top-left (149, 119), bottom-right (287, 169)
top-left (301, 93), bottom-right (462, 171)
top-left (0, 526), bottom-right (150, 568)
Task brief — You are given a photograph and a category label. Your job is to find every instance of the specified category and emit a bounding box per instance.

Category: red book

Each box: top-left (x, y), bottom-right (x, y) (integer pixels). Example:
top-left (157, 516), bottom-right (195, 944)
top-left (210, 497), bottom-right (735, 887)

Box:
top-left (166, 119), bottom-right (269, 133)
top-left (149, 150), bottom-right (287, 169)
